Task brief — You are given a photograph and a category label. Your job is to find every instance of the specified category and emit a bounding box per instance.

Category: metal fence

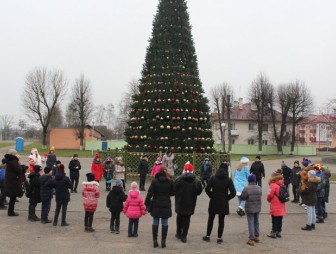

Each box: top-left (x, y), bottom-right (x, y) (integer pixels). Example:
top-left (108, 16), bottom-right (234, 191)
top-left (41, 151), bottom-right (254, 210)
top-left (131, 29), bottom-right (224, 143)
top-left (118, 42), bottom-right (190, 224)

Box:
top-left (99, 150), bottom-right (230, 181)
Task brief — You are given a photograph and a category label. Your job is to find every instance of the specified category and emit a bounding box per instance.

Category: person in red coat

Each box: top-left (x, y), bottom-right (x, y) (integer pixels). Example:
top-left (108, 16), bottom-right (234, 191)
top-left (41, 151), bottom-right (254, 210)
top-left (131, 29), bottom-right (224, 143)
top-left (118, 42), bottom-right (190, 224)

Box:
top-left (91, 154), bottom-right (103, 182)
top-left (82, 173), bottom-right (100, 232)
top-left (266, 169), bottom-right (286, 238)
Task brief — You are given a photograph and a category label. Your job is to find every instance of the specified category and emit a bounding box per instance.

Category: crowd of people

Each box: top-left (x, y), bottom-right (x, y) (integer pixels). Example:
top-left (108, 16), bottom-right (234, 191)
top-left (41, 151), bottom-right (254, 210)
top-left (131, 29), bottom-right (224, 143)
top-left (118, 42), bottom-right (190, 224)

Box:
top-left (0, 148), bottom-right (332, 248)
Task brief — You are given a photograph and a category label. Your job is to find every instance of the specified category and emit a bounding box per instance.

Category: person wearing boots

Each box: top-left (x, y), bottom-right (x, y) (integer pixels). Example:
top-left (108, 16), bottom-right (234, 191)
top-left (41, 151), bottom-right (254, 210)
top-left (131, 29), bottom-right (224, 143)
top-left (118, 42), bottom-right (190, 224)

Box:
top-left (174, 162), bottom-right (202, 243)
top-left (39, 167), bottom-right (53, 223)
top-left (301, 170), bottom-right (320, 231)
top-left (281, 161), bottom-right (292, 191)
top-left (68, 154), bottom-right (81, 193)
top-left (27, 165), bottom-right (42, 221)
top-left (202, 163), bottom-right (236, 244)
top-left (106, 179), bottom-right (127, 234)
top-left (266, 169), bottom-right (286, 238)
top-left (250, 155), bottom-right (265, 188)
top-left (145, 167), bottom-right (174, 248)
top-left (51, 164), bottom-right (72, 226)
top-left (240, 174), bottom-right (262, 246)
top-left (82, 173), bottom-right (100, 232)
top-left (3, 149), bottom-right (23, 216)
top-left (290, 160), bottom-right (302, 203)
top-left (138, 154), bottom-right (149, 191)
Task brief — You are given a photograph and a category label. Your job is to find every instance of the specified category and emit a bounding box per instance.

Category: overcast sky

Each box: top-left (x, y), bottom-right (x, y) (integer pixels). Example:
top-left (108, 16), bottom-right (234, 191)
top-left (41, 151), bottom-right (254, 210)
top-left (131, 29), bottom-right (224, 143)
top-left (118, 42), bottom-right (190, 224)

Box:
top-left (1, 0), bottom-right (335, 125)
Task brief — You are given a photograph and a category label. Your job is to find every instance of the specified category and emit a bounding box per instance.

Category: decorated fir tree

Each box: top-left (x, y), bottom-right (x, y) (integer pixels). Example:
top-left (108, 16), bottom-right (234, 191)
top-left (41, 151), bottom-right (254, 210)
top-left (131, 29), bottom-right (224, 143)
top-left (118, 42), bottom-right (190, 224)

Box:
top-left (125, 0), bottom-right (214, 153)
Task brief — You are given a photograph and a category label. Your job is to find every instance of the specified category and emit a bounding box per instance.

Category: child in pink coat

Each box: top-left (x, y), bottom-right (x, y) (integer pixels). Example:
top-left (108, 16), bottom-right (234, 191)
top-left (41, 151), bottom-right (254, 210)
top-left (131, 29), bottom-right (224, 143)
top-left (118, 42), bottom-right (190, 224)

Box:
top-left (82, 173), bottom-right (100, 232)
top-left (123, 182), bottom-right (146, 237)
top-left (266, 169), bottom-right (286, 238)
top-left (151, 157), bottom-right (163, 177)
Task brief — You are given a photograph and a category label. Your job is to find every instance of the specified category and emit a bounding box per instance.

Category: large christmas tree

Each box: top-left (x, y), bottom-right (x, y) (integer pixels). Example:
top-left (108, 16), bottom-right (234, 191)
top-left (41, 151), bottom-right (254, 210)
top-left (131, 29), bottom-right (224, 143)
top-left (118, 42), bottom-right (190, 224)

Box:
top-left (125, 0), bottom-right (214, 153)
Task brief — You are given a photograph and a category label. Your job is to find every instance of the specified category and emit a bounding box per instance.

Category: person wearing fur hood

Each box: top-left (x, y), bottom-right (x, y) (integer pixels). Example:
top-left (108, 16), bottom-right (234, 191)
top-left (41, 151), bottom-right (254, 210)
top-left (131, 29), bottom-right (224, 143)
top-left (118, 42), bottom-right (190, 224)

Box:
top-left (301, 170), bottom-right (320, 231)
top-left (82, 173), bottom-right (100, 232)
top-left (266, 169), bottom-right (286, 239)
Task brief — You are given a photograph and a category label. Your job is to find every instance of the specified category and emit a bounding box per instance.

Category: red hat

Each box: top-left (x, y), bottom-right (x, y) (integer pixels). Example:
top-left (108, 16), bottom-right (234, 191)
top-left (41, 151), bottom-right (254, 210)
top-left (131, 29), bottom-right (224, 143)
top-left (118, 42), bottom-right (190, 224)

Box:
top-left (95, 153), bottom-right (100, 160)
top-left (58, 164), bottom-right (65, 172)
top-left (184, 161), bottom-right (194, 172)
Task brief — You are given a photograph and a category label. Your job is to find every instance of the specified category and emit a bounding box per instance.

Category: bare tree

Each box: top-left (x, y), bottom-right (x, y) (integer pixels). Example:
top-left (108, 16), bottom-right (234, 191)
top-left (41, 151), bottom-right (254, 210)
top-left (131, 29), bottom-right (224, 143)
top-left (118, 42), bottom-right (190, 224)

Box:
top-left (106, 103), bottom-right (115, 130)
top-left (268, 84), bottom-right (292, 154)
top-left (0, 114), bottom-right (14, 140)
top-left (249, 73), bottom-right (273, 154)
top-left (94, 104), bottom-right (106, 126)
top-left (288, 80), bottom-right (313, 154)
top-left (22, 67), bottom-right (67, 147)
top-left (70, 74), bottom-right (93, 150)
top-left (49, 104), bottom-right (64, 128)
top-left (210, 83), bottom-right (234, 153)
top-left (65, 102), bottom-right (77, 128)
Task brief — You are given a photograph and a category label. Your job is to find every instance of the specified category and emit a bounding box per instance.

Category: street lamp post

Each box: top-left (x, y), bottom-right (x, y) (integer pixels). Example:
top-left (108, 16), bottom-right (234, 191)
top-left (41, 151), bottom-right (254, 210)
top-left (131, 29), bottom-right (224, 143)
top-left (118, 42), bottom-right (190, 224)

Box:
top-left (221, 122), bottom-right (226, 153)
top-left (91, 120), bottom-right (95, 156)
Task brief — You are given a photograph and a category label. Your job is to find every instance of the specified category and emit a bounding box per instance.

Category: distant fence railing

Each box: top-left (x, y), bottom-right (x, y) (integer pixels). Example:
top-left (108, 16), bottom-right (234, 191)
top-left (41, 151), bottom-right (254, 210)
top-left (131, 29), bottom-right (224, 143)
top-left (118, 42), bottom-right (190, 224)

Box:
top-left (98, 150), bottom-right (230, 180)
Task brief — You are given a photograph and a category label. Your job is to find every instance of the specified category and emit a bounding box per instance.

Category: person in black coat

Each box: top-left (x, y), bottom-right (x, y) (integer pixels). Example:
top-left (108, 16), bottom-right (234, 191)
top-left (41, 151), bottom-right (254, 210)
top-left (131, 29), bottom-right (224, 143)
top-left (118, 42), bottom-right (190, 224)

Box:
top-left (46, 147), bottom-right (57, 168)
top-left (281, 161), bottom-right (292, 191)
top-left (51, 164), bottom-right (72, 226)
top-left (145, 167), bottom-right (174, 248)
top-left (27, 165), bottom-right (42, 221)
top-left (250, 155), bottom-right (265, 188)
top-left (106, 179), bottom-right (127, 233)
top-left (203, 164), bottom-right (236, 244)
top-left (138, 154), bottom-right (149, 191)
top-left (290, 160), bottom-right (302, 203)
top-left (68, 154), bottom-right (81, 193)
top-left (174, 162), bottom-right (202, 243)
top-left (200, 158), bottom-right (212, 189)
top-left (39, 167), bottom-right (53, 223)
top-left (3, 149), bottom-right (23, 216)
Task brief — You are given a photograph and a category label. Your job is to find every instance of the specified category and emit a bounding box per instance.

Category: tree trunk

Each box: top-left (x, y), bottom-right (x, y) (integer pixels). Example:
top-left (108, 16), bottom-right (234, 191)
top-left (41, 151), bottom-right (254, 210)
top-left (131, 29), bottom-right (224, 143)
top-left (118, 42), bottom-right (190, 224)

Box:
top-left (290, 117), bottom-right (296, 154)
top-left (258, 127), bottom-right (262, 154)
top-left (42, 127), bottom-right (48, 148)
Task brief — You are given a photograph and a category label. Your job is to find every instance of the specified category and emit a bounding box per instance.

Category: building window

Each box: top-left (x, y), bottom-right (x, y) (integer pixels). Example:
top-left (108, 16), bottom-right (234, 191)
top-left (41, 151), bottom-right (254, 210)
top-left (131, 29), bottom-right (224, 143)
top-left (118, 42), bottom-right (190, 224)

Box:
top-left (262, 140), bottom-right (268, 145)
top-left (262, 124), bottom-right (268, 132)
top-left (248, 139), bottom-right (254, 145)
top-left (230, 123), bottom-right (236, 131)
top-left (248, 123), bottom-right (256, 131)
top-left (232, 139), bottom-right (235, 144)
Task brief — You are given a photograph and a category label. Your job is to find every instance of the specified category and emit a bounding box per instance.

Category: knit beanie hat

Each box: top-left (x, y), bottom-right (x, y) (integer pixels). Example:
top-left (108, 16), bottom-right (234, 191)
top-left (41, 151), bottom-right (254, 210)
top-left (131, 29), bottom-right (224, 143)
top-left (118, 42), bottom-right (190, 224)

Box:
top-left (219, 163), bottom-right (228, 171)
top-left (86, 173), bottom-right (95, 182)
top-left (294, 160), bottom-right (299, 165)
top-left (34, 165), bottom-right (42, 173)
top-left (116, 179), bottom-right (123, 187)
top-left (131, 181), bottom-right (138, 190)
top-left (44, 166), bottom-right (52, 174)
top-left (58, 164), bottom-right (65, 172)
top-left (271, 169), bottom-right (282, 178)
top-left (281, 161), bottom-right (287, 167)
top-left (308, 170), bottom-right (316, 178)
top-left (302, 157), bottom-right (311, 167)
top-left (73, 154), bottom-right (78, 158)
top-left (94, 153), bottom-right (100, 160)
top-left (255, 155), bottom-right (261, 160)
top-left (248, 174), bottom-right (256, 183)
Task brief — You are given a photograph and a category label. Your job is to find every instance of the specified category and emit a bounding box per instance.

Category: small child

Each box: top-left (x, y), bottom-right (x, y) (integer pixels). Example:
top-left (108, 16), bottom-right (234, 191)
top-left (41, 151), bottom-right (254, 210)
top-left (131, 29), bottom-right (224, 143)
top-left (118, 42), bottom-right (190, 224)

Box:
top-left (82, 173), bottom-right (100, 232)
top-left (28, 165), bottom-right (42, 221)
top-left (106, 179), bottom-right (127, 234)
top-left (103, 157), bottom-right (114, 191)
top-left (39, 166), bottom-right (53, 223)
top-left (123, 182), bottom-right (146, 237)
top-left (115, 157), bottom-right (126, 190)
top-left (150, 157), bottom-right (163, 178)
top-left (240, 174), bottom-right (262, 246)
top-left (200, 158), bottom-right (212, 188)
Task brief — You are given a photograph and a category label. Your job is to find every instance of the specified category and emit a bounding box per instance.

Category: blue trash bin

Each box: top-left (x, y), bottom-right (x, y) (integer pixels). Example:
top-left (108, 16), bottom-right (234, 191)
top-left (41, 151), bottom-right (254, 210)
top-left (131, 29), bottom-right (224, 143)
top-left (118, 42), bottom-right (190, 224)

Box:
top-left (15, 137), bottom-right (24, 152)
top-left (102, 141), bottom-right (108, 151)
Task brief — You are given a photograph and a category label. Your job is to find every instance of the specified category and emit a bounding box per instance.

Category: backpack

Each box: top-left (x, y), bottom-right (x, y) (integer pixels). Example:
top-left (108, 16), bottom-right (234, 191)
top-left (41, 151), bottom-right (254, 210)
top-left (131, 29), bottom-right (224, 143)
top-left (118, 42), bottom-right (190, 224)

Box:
top-left (24, 180), bottom-right (32, 198)
top-left (277, 185), bottom-right (289, 203)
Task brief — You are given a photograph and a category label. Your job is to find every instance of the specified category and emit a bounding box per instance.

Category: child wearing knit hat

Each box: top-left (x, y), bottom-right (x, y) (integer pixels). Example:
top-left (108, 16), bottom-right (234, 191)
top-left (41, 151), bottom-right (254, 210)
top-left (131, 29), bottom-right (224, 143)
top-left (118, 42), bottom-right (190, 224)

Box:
top-left (39, 167), bottom-right (53, 224)
top-left (123, 181), bottom-right (146, 237)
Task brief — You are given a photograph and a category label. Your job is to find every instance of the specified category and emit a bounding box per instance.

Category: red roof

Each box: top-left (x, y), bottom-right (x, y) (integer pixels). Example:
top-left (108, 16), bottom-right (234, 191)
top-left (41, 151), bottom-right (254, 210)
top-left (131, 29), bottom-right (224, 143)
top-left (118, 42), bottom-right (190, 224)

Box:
top-left (298, 114), bottom-right (336, 125)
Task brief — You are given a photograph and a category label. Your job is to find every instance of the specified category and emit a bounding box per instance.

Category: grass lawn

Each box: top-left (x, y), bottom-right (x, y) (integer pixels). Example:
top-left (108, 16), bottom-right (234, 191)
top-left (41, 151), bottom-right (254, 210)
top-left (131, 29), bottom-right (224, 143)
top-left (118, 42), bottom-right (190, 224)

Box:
top-left (0, 142), bottom-right (15, 148)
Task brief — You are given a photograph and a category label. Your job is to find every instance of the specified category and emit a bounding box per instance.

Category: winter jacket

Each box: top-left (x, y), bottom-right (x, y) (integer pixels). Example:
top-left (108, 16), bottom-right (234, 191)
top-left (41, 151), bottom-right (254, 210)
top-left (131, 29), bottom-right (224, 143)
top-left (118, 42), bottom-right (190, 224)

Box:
top-left (205, 168), bottom-right (236, 215)
top-left (123, 190), bottom-right (146, 219)
top-left (250, 161), bottom-right (265, 180)
top-left (103, 161), bottom-right (114, 180)
top-left (68, 159), bottom-right (81, 179)
top-left (290, 166), bottom-right (302, 186)
top-left (267, 176), bottom-right (286, 216)
top-left (324, 170), bottom-right (331, 203)
top-left (82, 181), bottom-right (100, 212)
top-left (145, 171), bottom-right (174, 218)
top-left (46, 153), bottom-right (57, 168)
top-left (282, 166), bottom-right (291, 185)
top-left (240, 182), bottom-right (262, 214)
top-left (174, 173), bottom-right (203, 215)
top-left (39, 174), bottom-right (53, 201)
top-left (51, 172), bottom-right (72, 203)
top-left (3, 154), bottom-right (23, 198)
top-left (138, 159), bottom-right (149, 177)
top-left (91, 160), bottom-right (103, 181)
top-left (200, 163), bottom-right (212, 179)
top-left (151, 163), bottom-right (163, 177)
top-left (162, 154), bottom-right (174, 171)
top-left (115, 164), bottom-right (125, 180)
top-left (28, 172), bottom-right (41, 204)
top-left (233, 166), bottom-right (249, 194)
top-left (106, 186), bottom-right (127, 213)
top-left (301, 176), bottom-right (320, 206)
